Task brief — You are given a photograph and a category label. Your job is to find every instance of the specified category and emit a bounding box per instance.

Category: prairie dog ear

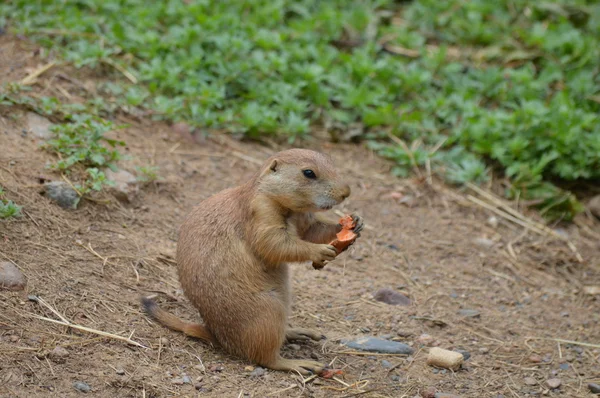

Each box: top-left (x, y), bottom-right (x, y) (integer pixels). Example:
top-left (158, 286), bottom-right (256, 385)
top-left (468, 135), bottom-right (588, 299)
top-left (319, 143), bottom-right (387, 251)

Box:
top-left (269, 159), bottom-right (278, 172)
top-left (260, 159), bottom-right (279, 177)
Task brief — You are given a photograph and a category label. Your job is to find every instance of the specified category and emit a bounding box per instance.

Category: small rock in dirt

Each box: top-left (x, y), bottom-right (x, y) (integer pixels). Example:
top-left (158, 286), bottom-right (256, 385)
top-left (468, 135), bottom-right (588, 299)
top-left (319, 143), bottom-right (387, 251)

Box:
top-left (588, 195), bottom-right (600, 218)
top-left (528, 354), bottom-right (542, 363)
top-left (435, 394), bottom-right (461, 398)
top-left (159, 337), bottom-right (169, 345)
top-left (44, 181), bottom-right (80, 209)
top-left (546, 378), bottom-right (561, 389)
top-left (524, 377), bottom-right (537, 386)
top-left (478, 347), bottom-right (489, 354)
top-left (583, 285), bottom-right (600, 295)
top-left (397, 330), bottom-right (413, 338)
top-left (49, 346), bottom-right (69, 362)
top-left (26, 112), bottom-right (53, 139)
top-left (373, 288), bottom-right (411, 306)
top-left (244, 366), bottom-right (254, 372)
top-left (0, 261), bottom-right (26, 291)
top-left (455, 350), bottom-right (470, 361)
top-left (342, 336), bottom-right (414, 355)
top-left (473, 237), bottom-right (494, 249)
top-left (426, 347), bottom-right (464, 371)
top-left (390, 375), bottom-right (401, 382)
top-left (105, 169), bottom-right (139, 203)
top-left (487, 216), bottom-right (498, 228)
top-left (421, 387), bottom-right (437, 398)
top-left (588, 383), bottom-right (600, 394)
top-left (250, 367), bottom-right (266, 378)
top-left (416, 333), bottom-right (435, 346)
top-left (209, 364), bottom-right (224, 372)
top-left (288, 344), bottom-right (301, 351)
top-left (380, 360), bottom-right (393, 369)
top-left (182, 375), bottom-right (192, 384)
top-left (171, 377), bottom-right (185, 385)
top-left (457, 309), bottom-right (480, 318)
top-left (115, 369), bottom-right (125, 375)
top-left (73, 381), bottom-right (91, 393)
top-left (559, 363), bottom-right (569, 370)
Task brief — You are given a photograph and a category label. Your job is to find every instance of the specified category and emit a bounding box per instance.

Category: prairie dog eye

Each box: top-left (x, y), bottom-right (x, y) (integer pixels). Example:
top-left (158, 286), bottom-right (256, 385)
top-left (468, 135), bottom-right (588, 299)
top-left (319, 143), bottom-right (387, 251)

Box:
top-left (303, 169), bottom-right (317, 179)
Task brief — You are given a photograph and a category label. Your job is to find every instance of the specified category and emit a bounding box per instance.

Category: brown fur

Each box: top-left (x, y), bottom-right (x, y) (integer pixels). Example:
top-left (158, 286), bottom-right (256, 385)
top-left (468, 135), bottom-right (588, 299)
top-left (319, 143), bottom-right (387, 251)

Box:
top-left (142, 149), bottom-right (358, 374)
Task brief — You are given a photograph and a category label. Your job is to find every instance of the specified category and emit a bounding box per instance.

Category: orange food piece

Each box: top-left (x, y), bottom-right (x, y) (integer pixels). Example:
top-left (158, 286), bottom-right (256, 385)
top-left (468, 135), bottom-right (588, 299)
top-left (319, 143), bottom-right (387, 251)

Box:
top-left (312, 215), bottom-right (357, 269)
top-left (330, 215), bottom-right (357, 253)
top-left (319, 368), bottom-right (344, 379)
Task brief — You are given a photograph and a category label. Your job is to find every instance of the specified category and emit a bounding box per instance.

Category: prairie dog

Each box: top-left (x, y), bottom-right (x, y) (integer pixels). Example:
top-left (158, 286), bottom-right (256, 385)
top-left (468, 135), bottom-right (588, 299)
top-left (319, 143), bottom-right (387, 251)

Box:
top-left (143, 149), bottom-right (363, 374)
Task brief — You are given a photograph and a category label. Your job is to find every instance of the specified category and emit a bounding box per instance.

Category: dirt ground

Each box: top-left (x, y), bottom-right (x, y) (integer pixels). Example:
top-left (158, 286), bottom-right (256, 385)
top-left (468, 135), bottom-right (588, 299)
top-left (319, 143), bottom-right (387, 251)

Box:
top-left (1, 35), bottom-right (599, 398)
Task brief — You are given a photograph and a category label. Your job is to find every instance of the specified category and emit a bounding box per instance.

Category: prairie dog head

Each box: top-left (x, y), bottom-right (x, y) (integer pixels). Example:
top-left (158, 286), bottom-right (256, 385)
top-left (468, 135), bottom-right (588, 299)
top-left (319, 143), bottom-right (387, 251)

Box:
top-left (257, 149), bottom-right (351, 212)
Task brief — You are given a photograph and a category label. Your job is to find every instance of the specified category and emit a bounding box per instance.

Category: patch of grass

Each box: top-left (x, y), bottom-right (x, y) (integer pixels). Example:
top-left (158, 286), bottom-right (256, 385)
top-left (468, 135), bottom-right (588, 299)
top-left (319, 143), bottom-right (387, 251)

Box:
top-left (2, 0), bottom-right (599, 220)
top-left (0, 187), bottom-right (22, 219)
top-left (136, 166), bottom-right (160, 184)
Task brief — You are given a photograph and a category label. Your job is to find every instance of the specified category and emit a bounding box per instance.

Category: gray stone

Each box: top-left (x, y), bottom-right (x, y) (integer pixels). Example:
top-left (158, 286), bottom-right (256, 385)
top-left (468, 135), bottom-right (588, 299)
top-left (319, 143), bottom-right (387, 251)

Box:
top-left (524, 377), bottom-right (537, 386)
top-left (559, 363), bottom-right (569, 370)
top-left (288, 344), bottom-right (301, 351)
top-left (49, 346), bottom-right (69, 362)
top-left (341, 336), bottom-right (414, 355)
top-left (373, 288), bottom-right (411, 306)
top-left (0, 261), bottom-right (26, 291)
top-left (182, 375), bottom-right (192, 384)
top-left (73, 381), bottom-right (91, 393)
top-left (588, 195), bottom-right (600, 218)
top-left (116, 369), bottom-right (125, 375)
top-left (546, 378), bottom-right (561, 389)
top-left (588, 383), bottom-right (600, 394)
top-left (26, 112), bottom-right (53, 139)
top-left (250, 367), bottom-right (266, 378)
top-left (105, 169), bottom-right (139, 202)
top-left (435, 394), bottom-right (461, 398)
top-left (473, 237), bottom-right (494, 248)
top-left (455, 350), bottom-right (471, 361)
top-left (44, 181), bottom-right (80, 209)
top-left (381, 360), bottom-right (393, 368)
top-left (457, 309), bottom-right (480, 318)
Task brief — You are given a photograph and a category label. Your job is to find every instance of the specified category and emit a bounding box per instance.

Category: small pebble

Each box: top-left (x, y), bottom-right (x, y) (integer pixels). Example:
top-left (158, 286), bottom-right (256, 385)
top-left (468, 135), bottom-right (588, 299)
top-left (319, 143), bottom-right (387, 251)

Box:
top-left (546, 378), bottom-right (561, 389)
top-left (473, 237), bottom-right (494, 248)
top-left (559, 363), bottom-right (569, 370)
top-left (373, 288), bottom-right (411, 306)
top-left (435, 394), bottom-right (461, 398)
top-left (288, 344), bottom-right (301, 351)
top-left (421, 387), bottom-right (436, 398)
top-left (73, 381), bottom-right (91, 393)
top-left (455, 350), bottom-right (471, 361)
top-left (250, 367), bottom-right (266, 378)
top-left (380, 360), bottom-right (393, 369)
top-left (342, 336), bottom-right (414, 355)
top-left (528, 354), bottom-right (542, 363)
top-left (171, 378), bottom-right (185, 385)
top-left (49, 346), bottom-right (70, 359)
top-left (116, 369), bottom-right (125, 375)
top-left (457, 309), bottom-right (480, 318)
top-left (159, 337), bottom-right (169, 345)
top-left (417, 333), bottom-right (435, 346)
top-left (182, 375), bottom-right (192, 384)
top-left (0, 261), bottom-right (27, 291)
top-left (588, 383), bottom-right (600, 394)
top-left (478, 347), bottom-right (489, 354)
top-left (524, 377), bottom-right (537, 386)
top-left (487, 216), bottom-right (498, 228)
top-left (44, 181), bottom-right (80, 209)
top-left (390, 375), bottom-right (401, 382)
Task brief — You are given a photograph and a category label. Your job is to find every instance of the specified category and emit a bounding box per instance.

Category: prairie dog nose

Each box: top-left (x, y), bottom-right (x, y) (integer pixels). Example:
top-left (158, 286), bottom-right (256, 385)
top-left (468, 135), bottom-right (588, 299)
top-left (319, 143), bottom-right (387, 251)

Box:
top-left (340, 184), bottom-right (351, 200)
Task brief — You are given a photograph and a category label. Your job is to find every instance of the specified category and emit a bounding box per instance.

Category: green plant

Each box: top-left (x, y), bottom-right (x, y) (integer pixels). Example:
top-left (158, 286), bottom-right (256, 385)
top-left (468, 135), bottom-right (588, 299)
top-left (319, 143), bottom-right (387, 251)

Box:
top-left (136, 165), bottom-right (160, 183)
top-left (0, 187), bottom-right (22, 219)
top-left (2, 0), bottom-right (599, 220)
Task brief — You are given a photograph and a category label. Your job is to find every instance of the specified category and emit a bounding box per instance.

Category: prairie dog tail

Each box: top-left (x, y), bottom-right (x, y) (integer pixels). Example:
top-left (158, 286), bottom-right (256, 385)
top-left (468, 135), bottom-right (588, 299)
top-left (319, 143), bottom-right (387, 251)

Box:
top-left (141, 297), bottom-right (215, 344)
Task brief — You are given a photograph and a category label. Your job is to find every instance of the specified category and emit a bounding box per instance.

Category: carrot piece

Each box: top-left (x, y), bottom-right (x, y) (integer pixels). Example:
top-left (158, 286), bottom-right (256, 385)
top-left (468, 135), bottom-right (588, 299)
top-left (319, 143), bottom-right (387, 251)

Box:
top-left (312, 215), bottom-right (357, 269)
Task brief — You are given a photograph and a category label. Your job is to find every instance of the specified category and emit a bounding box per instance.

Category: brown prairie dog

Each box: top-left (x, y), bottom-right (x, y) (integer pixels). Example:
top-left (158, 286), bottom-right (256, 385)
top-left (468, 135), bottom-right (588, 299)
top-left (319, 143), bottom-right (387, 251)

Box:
top-left (143, 148), bottom-right (363, 375)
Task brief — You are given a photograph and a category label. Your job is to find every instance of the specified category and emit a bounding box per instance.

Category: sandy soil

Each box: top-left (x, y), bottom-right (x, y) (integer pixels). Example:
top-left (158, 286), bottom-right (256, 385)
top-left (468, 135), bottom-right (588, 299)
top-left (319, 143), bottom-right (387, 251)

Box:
top-left (1, 34), bottom-right (599, 398)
